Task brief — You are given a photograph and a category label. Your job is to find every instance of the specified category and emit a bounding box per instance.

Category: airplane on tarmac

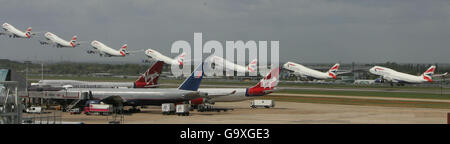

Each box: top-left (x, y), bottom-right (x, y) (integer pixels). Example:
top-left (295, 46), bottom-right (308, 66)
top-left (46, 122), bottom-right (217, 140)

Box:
top-left (31, 61), bottom-right (164, 89)
top-left (189, 67), bottom-right (280, 106)
top-left (369, 65), bottom-right (436, 86)
top-left (64, 63), bottom-right (211, 106)
top-left (87, 40), bottom-right (129, 57)
top-left (39, 32), bottom-right (82, 48)
top-left (144, 48), bottom-right (186, 66)
top-left (283, 62), bottom-right (340, 80)
top-left (0, 23), bottom-right (37, 38)
top-left (206, 55), bottom-right (258, 74)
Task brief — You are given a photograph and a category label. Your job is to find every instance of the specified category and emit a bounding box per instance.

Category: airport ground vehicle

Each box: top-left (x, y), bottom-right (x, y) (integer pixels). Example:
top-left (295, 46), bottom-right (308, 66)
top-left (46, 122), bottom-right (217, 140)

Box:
top-left (161, 103), bottom-right (175, 115)
top-left (197, 104), bottom-right (233, 112)
top-left (176, 104), bottom-right (190, 116)
top-left (84, 104), bottom-right (113, 115)
top-left (69, 108), bottom-right (81, 114)
top-left (26, 106), bottom-right (43, 113)
top-left (251, 100), bottom-right (275, 108)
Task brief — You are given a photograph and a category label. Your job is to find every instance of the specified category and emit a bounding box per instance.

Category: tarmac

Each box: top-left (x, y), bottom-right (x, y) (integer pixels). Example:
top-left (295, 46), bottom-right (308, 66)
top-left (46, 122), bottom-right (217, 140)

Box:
top-left (49, 100), bottom-right (449, 124)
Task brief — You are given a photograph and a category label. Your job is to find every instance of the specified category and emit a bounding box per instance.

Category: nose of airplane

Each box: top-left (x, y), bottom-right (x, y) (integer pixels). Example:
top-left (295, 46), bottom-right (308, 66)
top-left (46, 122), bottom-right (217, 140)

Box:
top-left (283, 62), bottom-right (290, 68)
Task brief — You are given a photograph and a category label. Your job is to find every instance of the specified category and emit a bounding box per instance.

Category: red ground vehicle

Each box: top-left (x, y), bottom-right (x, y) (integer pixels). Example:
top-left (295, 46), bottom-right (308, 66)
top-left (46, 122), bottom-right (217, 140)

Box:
top-left (84, 104), bottom-right (113, 115)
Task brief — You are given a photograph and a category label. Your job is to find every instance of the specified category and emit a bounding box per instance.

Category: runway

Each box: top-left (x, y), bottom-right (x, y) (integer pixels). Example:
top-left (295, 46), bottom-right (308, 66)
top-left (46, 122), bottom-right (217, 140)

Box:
top-left (269, 93), bottom-right (450, 103)
top-left (44, 100), bottom-right (450, 124)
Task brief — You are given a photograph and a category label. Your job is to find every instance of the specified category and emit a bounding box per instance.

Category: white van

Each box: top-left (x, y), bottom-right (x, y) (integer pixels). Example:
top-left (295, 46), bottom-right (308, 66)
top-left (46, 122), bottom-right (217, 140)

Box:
top-left (26, 107), bottom-right (43, 113)
top-left (251, 100), bottom-right (275, 108)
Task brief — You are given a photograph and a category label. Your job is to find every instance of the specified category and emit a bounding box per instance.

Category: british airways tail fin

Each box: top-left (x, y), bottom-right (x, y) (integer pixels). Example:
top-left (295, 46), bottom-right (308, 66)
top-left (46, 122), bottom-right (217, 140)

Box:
top-left (246, 58), bottom-right (258, 73)
top-left (178, 63), bottom-right (204, 91)
top-left (174, 52), bottom-right (186, 66)
top-left (422, 65), bottom-right (436, 82)
top-left (327, 63), bottom-right (340, 79)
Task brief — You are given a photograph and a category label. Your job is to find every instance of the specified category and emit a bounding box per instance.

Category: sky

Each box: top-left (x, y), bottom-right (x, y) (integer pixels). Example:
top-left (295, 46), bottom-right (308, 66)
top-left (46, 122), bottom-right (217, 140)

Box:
top-left (1, 0), bottom-right (450, 64)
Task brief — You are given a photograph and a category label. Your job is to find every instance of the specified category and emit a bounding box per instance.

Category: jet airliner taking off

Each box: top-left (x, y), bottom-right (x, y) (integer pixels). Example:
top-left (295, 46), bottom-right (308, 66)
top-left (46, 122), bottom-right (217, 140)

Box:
top-left (283, 62), bottom-right (340, 80)
top-left (0, 23), bottom-right (36, 38)
top-left (206, 55), bottom-right (258, 74)
top-left (39, 32), bottom-right (80, 48)
top-left (369, 65), bottom-right (436, 85)
top-left (88, 40), bottom-right (128, 57)
top-left (144, 48), bottom-right (186, 66)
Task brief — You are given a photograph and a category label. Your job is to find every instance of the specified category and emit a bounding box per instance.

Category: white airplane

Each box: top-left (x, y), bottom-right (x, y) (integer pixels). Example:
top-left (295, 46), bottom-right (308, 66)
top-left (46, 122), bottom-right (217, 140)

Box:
top-left (0, 23), bottom-right (36, 38)
top-left (206, 55), bottom-right (258, 73)
top-left (144, 48), bottom-right (186, 66)
top-left (283, 62), bottom-right (340, 80)
top-left (88, 40), bottom-right (128, 57)
top-left (369, 65), bottom-right (436, 85)
top-left (192, 67), bottom-right (279, 105)
top-left (39, 32), bottom-right (80, 48)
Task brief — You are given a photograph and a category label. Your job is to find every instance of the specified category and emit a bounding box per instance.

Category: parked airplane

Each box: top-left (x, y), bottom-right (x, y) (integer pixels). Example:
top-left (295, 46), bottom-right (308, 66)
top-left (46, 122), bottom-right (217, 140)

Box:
top-left (31, 61), bottom-right (164, 89)
top-left (39, 32), bottom-right (81, 48)
top-left (87, 40), bottom-right (128, 57)
top-left (144, 48), bottom-right (186, 66)
top-left (370, 65), bottom-right (436, 85)
top-left (190, 67), bottom-right (279, 105)
top-left (0, 23), bottom-right (36, 38)
top-left (206, 55), bottom-right (258, 73)
top-left (65, 63), bottom-right (208, 106)
top-left (283, 62), bottom-right (340, 80)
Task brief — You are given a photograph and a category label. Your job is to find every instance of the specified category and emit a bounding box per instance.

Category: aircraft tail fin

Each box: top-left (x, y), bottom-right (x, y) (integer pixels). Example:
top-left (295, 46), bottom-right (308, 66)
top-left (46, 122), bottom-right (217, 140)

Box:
top-left (134, 61), bottom-right (164, 88)
top-left (246, 67), bottom-right (280, 96)
top-left (25, 27), bottom-right (32, 38)
top-left (327, 63), bottom-right (340, 79)
top-left (26, 27), bottom-right (32, 32)
top-left (69, 35), bottom-right (77, 47)
top-left (175, 52), bottom-right (186, 66)
top-left (422, 65), bottom-right (436, 82)
top-left (178, 63), bottom-right (204, 91)
top-left (119, 44), bottom-right (128, 56)
top-left (246, 58), bottom-right (258, 73)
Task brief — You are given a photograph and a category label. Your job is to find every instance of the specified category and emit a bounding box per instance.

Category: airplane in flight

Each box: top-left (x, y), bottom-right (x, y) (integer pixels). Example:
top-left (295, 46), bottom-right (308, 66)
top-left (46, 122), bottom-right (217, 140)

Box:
top-left (31, 61), bottom-right (164, 89)
top-left (206, 55), bottom-right (258, 74)
top-left (65, 63), bottom-right (209, 106)
top-left (283, 62), bottom-right (340, 80)
top-left (0, 23), bottom-right (37, 38)
top-left (369, 65), bottom-right (436, 86)
top-left (87, 40), bottom-right (128, 57)
top-left (144, 48), bottom-right (186, 66)
top-left (39, 32), bottom-right (81, 48)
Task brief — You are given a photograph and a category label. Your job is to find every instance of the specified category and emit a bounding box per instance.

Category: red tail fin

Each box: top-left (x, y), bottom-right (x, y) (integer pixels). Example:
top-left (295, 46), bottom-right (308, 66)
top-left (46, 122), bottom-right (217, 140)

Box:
top-left (70, 35), bottom-right (77, 47)
top-left (246, 67), bottom-right (280, 96)
top-left (134, 61), bottom-right (164, 88)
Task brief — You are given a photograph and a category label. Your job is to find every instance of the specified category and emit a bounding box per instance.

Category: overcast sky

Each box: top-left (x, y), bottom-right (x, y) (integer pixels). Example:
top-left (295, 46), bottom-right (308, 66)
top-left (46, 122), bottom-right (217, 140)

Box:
top-left (1, 0), bottom-right (450, 64)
